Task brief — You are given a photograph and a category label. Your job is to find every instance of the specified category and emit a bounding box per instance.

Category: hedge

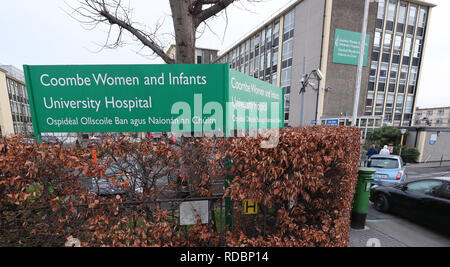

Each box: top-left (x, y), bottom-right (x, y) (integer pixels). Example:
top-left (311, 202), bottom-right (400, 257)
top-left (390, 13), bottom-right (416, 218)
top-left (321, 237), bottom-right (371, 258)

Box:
top-left (0, 126), bottom-right (361, 247)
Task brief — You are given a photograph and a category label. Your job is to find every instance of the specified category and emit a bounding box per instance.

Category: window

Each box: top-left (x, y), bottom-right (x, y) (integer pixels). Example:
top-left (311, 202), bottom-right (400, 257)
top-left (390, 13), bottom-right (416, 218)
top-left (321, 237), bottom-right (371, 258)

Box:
top-left (384, 33), bottom-right (392, 49)
top-left (406, 180), bottom-right (443, 196)
top-left (408, 5), bottom-right (418, 26)
top-left (409, 67), bottom-right (418, 85)
top-left (404, 37), bottom-right (412, 57)
top-left (377, 0), bottom-right (386, 20)
top-left (370, 62), bottom-right (378, 79)
top-left (375, 93), bottom-right (385, 115)
top-left (398, 2), bottom-right (407, 25)
top-left (374, 31), bottom-right (382, 48)
top-left (284, 94), bottom-right (290, 110)
top-left (405, 95), bottom-right (414, 114)
top-left (414, 39), bottom-right (422, 58)
top-left (408, 5), bottom-right (418, 35)
top-left (273, 21), bottom-right (280, 47)
top-left (418, 7), bottom-right (428, 28)
top-left (390, 64), bottom-right (398, 84)
top-left (441, 184), bottom-right (450, 200)
top-left (400, 66), bottom-right (408, 84)
top-left (368, 158), bottom-right (400, 169)
top-left (281, 39), bottom-right (293, 68)
top-left (394, 34), bottom-right (402, 51)
top-left (283, 10), bottom-right (295, 40)
top-left (281, 68), bottom-right (291, 94)
top-left (379, 63), bottom-right (389, 83)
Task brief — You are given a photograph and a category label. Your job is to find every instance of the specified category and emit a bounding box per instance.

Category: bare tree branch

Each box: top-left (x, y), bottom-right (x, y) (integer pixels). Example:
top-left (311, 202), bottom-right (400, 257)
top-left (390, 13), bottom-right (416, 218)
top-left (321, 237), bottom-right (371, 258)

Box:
top-left (67, 0), bottom-right (175, 64)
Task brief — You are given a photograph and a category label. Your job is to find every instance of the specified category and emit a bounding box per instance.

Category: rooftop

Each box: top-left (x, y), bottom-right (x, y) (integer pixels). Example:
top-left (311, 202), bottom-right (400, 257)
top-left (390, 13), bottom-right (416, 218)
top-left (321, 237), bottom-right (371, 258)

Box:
top-left (0, 65), bottom-right (25, 83)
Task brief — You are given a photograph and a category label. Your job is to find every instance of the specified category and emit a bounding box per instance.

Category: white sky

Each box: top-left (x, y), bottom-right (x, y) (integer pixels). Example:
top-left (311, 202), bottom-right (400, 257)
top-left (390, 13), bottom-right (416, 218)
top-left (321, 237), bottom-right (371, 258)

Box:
top-left (0, 0), bottom-right (448, 108)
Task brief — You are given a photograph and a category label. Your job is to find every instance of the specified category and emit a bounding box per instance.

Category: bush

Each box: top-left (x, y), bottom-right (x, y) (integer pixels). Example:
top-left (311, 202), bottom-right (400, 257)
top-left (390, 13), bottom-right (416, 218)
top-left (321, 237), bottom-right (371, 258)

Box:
top-left (400, 147), bottom-right (420, 163)
top-left (0, 127), bottom-right (361, 247)
top-left (224, 126), bottom-right (361, 247)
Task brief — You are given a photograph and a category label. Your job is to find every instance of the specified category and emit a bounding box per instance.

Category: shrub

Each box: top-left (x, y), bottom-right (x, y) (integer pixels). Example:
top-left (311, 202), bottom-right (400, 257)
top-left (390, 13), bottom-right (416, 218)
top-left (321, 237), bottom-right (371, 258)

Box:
top-left (0, 127), bottom-right (361, 247)
top-left (400, 147), bottom-right (420, 163)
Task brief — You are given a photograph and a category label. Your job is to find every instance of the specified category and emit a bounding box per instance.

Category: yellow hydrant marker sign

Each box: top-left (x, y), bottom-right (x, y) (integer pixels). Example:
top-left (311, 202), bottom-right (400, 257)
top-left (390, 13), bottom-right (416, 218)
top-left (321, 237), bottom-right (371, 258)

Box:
top-left (243, 199), bottom-right (258, 215)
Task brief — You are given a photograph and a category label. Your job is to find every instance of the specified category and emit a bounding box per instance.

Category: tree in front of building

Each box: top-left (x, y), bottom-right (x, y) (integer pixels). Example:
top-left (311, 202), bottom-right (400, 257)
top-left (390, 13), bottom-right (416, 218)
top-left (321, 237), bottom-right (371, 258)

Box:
top-left (366, 126), bottom-right (402, 150)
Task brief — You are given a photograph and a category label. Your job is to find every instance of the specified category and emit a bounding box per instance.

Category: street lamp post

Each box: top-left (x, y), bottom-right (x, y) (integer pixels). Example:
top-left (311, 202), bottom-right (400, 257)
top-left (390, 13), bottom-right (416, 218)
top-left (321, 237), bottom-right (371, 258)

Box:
top-left (399, 128), bottom-right (407, 156)
top-left (300, 69), bottom-right (323, 125)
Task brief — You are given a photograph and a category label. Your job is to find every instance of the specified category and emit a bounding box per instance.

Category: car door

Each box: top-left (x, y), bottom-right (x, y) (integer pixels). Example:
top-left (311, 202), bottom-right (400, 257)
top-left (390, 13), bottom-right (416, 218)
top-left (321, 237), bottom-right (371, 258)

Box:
top-left (402, 180), bottom-right (445, 225)
top-left (434, 182), bottom-right (450, 233)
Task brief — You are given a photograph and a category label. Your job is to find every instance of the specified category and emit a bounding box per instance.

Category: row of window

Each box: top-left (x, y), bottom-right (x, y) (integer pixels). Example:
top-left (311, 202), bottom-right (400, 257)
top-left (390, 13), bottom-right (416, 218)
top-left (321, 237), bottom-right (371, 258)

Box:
top-left (416, 109), bottom-right (450, 116)
top-left (365, 0), bottom-right (428, 125)
top-left (13, 122), bottom-right (33, 136)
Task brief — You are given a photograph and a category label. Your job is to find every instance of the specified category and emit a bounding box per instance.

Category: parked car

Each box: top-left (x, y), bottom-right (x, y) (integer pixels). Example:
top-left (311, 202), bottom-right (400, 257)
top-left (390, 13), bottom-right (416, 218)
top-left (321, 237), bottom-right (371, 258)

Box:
top-left (370, 177), bottom-right (450, 235)
top-left (367, 155), bottom-right (407, 185)
top-left (41, 136), bottom-right (59, 144)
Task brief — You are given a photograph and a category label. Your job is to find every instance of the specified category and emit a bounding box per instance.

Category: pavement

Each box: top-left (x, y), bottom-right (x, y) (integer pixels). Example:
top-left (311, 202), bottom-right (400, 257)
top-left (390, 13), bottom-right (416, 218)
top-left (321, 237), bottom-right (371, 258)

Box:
top-left (349, 164), bottom-right (450, 247)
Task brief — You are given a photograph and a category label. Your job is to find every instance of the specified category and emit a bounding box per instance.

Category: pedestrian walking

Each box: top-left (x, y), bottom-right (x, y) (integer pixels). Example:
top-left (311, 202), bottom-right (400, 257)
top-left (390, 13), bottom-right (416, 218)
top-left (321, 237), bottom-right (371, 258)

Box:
top-left (366, 144), bottom-right (378, 158)
top-left (379, 145), bottom-right (390, 155)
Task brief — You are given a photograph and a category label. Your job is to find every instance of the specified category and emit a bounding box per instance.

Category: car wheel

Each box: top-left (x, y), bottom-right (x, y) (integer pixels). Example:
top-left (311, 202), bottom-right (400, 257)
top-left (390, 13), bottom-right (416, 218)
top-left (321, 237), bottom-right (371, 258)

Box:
top-left (373, 193), bottom-right (389, 212)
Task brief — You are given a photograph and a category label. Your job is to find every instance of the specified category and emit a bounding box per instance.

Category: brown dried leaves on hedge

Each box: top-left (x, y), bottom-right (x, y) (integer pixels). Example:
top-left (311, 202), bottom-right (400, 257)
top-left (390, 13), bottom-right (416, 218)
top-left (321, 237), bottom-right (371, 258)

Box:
top-left (0, 126), bottom-right (360, 247)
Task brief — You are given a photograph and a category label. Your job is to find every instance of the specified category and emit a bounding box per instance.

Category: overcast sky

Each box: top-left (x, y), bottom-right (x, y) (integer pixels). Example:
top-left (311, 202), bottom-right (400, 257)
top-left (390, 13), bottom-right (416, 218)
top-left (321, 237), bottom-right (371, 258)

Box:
top-left (0, 0), bottom-right (447, 108)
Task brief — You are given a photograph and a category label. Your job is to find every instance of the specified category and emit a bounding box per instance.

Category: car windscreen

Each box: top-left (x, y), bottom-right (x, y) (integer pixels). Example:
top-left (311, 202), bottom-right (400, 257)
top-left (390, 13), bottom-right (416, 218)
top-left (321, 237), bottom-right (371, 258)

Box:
top-left (368, 158), bottom-right (399, 169)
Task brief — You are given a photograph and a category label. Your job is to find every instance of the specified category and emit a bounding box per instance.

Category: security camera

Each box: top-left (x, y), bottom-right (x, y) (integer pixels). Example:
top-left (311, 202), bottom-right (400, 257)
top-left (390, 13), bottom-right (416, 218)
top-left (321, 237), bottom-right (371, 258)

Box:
top-left (314, 69), bottom-right (324, 80)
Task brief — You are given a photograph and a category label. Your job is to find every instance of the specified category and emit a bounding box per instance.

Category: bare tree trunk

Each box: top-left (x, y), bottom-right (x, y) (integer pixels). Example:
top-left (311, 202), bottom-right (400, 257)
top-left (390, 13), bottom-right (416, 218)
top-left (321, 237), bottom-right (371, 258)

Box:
top-left (169, 0), bottom-right (197, 64)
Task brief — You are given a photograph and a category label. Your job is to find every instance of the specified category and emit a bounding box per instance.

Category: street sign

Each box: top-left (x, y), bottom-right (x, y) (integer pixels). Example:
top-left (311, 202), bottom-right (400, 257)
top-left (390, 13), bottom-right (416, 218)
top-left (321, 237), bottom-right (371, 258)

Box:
top-left (430, 134), bottom-right (437, 145)
top-left (333, 28), bottom-right (370, 66)
top-left (243, 199), bottom-right (258, 215)
top-left (311, 120), bottom-right (317, 125)
top-left (326, 119), bottom-right (339, 126)
top-left (180, 200), bottom-right (210, 225)
top-left (23, 64), bottom-right (283, 138)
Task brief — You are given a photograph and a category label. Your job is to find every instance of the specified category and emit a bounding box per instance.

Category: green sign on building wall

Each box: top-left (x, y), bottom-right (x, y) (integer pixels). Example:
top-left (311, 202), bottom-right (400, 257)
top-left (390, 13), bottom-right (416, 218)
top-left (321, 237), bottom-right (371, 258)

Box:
top-left (332, 28), bottom-right (370, 66)
top-left (23, 64), bottom-right (283, 138)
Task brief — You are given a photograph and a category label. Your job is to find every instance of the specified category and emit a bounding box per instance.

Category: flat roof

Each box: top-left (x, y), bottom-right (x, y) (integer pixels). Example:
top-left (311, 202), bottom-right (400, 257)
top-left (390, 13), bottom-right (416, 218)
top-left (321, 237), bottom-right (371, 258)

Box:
top-left (416, 106), bottom-right (450, 110)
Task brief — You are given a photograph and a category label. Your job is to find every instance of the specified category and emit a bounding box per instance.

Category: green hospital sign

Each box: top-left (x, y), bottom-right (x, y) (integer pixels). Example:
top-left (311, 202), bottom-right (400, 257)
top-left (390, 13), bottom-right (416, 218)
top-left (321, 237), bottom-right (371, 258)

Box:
top-left (23, 64), bottom-right (283, 138)
top-left (332, 28), bottom-right (370, 66)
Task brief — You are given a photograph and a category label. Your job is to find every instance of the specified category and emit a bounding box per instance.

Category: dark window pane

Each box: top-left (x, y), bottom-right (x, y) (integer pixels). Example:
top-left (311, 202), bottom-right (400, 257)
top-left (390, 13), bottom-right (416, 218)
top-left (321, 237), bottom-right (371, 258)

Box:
top-left (389, 83), bottom-right (396, 92)
top-left (376, 19), bottom-right (383, 29)
top-left (372, 51), bottom-right (379, 61)
top-left (402, 56), bottom-right (410, 65)
top-left (386, 21), bottom-right (394, 31)
top-left (393, 55), bottom-right (400, 64)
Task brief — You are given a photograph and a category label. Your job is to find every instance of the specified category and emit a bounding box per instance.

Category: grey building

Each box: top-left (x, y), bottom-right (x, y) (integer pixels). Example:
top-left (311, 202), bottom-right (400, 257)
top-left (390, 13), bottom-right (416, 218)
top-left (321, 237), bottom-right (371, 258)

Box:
top-left (215, 0), bottom-right (434, 134)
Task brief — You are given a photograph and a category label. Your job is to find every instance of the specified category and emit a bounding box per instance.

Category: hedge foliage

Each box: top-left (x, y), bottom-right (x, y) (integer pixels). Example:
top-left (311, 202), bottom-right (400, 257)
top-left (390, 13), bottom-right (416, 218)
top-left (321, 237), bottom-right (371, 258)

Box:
top-left (0, 126), bottom-right (361, 247)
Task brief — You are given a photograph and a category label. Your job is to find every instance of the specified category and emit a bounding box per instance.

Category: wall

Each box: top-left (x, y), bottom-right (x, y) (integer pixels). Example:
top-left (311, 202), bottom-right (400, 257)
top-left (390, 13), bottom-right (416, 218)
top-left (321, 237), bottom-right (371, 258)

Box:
top-left (322, 0), bottom-right (378, 118)
top-left (0, 70), bottom-right (14, 136)
top-left (289, 0), bottom-right (326, 126)
top-left (420, 130), bottom-right (450, 162)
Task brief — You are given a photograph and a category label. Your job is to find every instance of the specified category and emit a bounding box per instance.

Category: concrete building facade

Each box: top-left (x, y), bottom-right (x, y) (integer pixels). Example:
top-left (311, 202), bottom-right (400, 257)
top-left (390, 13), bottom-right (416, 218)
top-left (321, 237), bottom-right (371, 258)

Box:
top-left (215, 0), bottom-right (434, 131)
top-left (403, 127), bottom-right (450, 163)
top-left (167, 45), bottom-right (219, 64)
top-left (414, 106), bottom-right (450, 127)
top-left (0, 65), bottom-right (33, 137)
